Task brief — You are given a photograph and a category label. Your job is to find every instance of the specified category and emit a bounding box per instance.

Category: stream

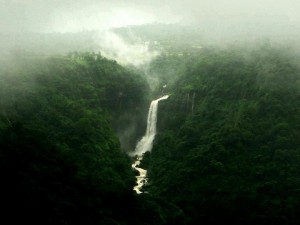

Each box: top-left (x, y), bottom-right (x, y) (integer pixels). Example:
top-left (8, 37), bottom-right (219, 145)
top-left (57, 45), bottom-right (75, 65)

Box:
top-left (129, 95), bottom-right (169, 194)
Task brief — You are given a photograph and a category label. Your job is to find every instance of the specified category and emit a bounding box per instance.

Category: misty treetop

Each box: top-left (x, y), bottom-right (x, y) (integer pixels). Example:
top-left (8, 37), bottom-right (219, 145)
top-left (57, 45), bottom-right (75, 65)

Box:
top-left (1, 40), bottom-right (300, 225)
top-left (147, 45), bottom-right (300, 225)
top-left (2, 0), bottom-right (300, 224)
top-left (0, 52), bottom-right (182, 225)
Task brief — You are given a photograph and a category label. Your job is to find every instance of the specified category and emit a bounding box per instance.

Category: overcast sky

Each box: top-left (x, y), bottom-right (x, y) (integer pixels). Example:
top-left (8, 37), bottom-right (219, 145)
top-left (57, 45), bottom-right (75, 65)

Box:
top-left (1, 0), bottom-right (300, 33)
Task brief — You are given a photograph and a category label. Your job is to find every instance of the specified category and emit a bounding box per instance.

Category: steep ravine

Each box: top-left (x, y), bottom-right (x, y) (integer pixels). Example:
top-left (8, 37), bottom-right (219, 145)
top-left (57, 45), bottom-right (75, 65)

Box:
top-left (129, 95), bottom-right (169, 194)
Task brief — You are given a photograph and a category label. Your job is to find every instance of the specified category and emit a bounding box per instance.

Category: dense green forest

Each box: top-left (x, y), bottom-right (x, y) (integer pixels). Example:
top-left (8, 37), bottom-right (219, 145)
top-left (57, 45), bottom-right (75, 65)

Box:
top-left (145, 45), bottom-right (300, 224)
top-left (1, 38), bottom-right (300, 225)
top-left (0, 52), bottom-right (182, 224)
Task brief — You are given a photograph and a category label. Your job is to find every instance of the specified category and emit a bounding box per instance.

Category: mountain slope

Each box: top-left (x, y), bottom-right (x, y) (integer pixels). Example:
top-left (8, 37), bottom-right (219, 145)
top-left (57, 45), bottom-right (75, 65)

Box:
top-left (0, 52), bottom-right (183, 224)
top-left (148, 46), bottom-right (300, 225)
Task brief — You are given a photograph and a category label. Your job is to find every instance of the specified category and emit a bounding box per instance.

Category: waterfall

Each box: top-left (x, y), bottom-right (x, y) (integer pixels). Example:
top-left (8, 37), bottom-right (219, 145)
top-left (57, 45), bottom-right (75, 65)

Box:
top-left (130, 95), bottom-right (169, 194)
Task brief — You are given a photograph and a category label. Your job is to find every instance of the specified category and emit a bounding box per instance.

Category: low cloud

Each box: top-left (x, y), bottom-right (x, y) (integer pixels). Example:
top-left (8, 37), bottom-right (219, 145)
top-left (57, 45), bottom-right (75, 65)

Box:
top-left (95, 31), bottom-right (159, 67)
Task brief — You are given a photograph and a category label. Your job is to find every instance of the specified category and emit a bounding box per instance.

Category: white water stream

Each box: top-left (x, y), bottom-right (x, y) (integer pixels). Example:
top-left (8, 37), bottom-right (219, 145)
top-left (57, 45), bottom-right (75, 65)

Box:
top-left (130, 95), bottom-right (169, 194)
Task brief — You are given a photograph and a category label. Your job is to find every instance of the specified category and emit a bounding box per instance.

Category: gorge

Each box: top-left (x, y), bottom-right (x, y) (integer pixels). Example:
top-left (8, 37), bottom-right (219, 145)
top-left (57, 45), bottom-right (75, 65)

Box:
top-left (130, 95), bottom-right (169, 194)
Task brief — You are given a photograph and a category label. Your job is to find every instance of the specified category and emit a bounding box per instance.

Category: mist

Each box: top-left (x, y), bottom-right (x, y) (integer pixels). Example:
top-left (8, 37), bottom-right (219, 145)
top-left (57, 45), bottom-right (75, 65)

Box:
top-left (1, 0), bottom-right (300, 37)
top-left (96, 31), bottom-right (159, 67)
top-left (1, 2), bottom-right (300, 223)
top-left (1, 0), bottom-right (300, 77)
top-left (2, 0), bottom-right (300, 94)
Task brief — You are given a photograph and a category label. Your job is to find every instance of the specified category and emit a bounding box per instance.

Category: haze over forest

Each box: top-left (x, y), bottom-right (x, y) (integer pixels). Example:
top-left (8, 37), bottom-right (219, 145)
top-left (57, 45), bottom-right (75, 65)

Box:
top-left (1, 0), bottom-right (300, 68)
top-left (1, 0), bottom-right (300, 44)
top-left (1, 1), bottom-right (300, 225)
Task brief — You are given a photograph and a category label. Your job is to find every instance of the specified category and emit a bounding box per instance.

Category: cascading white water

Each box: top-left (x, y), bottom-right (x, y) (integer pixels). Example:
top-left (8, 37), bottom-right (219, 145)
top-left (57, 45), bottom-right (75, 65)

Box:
top-left (130, 95), bottom-right (169, 194)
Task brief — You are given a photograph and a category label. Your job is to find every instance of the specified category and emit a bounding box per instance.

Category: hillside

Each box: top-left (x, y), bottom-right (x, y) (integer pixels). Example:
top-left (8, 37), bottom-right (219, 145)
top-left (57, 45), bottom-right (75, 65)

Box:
top-left (146, 45), bottom-right (300, 224)
top-left (0, 52), bottom-right (182, 224)
top-left (1, 36), bottom-right (300, 225)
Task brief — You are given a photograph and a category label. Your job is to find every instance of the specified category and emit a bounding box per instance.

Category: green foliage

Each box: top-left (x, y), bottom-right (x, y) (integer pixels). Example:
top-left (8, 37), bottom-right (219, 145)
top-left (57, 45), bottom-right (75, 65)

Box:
top-left (0, 52), bottom-right (181, 224)
top-left (1, 52), bottom-right (149, 148)
top-left (148, 46), bottom-right (300, 224)
top-left (2, 42), bottom-right (300, 225)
